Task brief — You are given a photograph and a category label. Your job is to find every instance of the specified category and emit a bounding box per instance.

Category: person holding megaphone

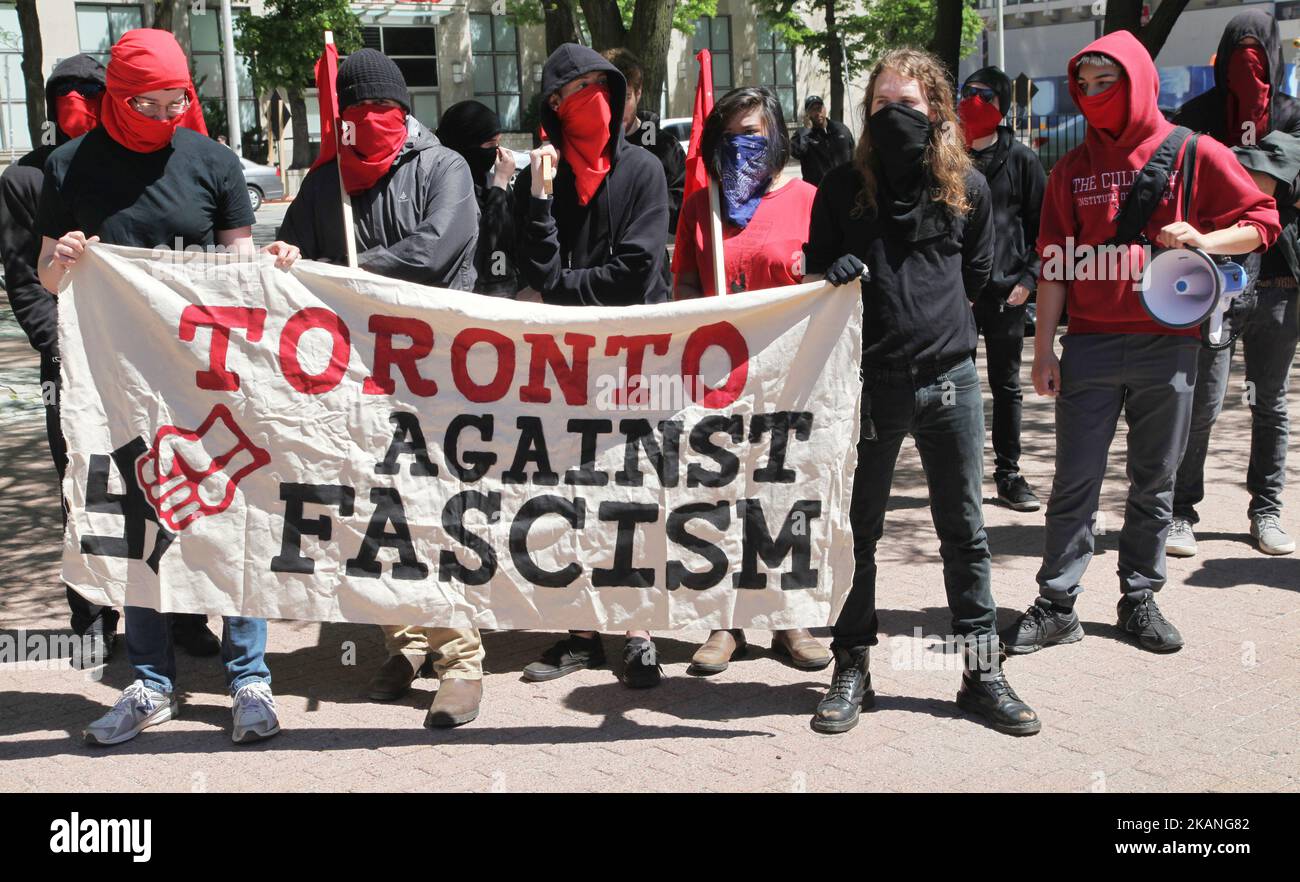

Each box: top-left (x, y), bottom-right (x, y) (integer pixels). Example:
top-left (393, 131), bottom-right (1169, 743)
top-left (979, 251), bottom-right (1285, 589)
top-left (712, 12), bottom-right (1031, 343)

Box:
top-left (1001, 32), bottom-right (1280, 658)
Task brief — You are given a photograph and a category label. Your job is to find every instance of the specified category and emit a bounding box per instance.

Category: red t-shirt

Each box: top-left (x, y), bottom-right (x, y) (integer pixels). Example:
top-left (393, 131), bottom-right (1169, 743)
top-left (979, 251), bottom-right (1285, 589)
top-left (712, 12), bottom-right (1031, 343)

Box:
top-left (673, 178), bottom-right (818, 296)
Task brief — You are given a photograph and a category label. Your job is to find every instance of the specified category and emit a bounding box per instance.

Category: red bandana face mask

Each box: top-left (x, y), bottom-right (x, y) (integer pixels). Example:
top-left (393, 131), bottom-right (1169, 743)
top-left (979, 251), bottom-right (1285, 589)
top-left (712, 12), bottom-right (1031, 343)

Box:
top-left (338, 105), bottom-right (409, 195)
top-left (958, 95), bottom-right (1002, 148)
top-left (1077, 81), bottom-right (1128, 140)
top-left (1226, 45), bottom-right (1270, 145)
top-left (55, 91), bottom-right (102, 139)
top-left (101, 28), bottom-right (207, 153)
top-left (556, 83), bottom-right (613, 205)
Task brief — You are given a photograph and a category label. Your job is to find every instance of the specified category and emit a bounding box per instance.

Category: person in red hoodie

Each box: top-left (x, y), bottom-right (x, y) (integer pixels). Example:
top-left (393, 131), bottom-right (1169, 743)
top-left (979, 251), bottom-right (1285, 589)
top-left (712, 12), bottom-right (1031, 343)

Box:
top-left (1001, 31), bottom-right (1279, 656)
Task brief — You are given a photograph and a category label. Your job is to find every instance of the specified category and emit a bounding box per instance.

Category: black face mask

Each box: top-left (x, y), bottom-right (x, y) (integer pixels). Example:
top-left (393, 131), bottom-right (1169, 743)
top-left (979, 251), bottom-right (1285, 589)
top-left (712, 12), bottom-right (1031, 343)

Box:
top-left (465, 144), bottom-right (498, 186)
top-left (868, 102), bottom-right (933, 194)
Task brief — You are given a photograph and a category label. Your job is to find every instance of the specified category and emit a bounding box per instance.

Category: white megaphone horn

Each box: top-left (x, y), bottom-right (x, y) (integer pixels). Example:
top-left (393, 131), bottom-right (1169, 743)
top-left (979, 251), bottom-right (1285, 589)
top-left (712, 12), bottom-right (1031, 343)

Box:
top-left (1138, 247), bottom-right (1248, 347)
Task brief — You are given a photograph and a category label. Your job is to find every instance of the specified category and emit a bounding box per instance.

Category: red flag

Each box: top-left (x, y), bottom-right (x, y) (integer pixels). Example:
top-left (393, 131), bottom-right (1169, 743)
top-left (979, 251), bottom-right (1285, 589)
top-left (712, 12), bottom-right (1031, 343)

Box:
top-left (310, 39), bottom-right (340, 172)
top-left (672, 50), bottom-right (715, 273)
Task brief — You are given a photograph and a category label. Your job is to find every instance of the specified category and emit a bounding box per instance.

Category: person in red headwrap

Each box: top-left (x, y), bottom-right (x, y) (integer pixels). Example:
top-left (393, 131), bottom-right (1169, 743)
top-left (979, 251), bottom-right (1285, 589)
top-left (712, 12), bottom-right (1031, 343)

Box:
top-left (30, 29), bottom-right (297, 748)
top-left (0, 53), bottom-right (113, 663)
top-left (957, 66), bottom-right (1047, 515)
top-left (1168, 9), bottom-right (1300, 559)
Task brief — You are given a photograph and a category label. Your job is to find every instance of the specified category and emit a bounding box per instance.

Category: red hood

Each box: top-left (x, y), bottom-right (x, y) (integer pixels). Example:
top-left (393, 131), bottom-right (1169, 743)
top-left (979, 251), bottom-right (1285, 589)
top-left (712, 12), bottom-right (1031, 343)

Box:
top-left (1068, 30), bottom-right (1170, 150)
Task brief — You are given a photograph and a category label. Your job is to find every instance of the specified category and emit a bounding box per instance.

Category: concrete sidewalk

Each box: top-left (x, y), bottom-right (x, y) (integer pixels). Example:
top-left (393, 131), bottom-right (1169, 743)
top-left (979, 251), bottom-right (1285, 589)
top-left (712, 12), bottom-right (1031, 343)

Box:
top-left (1, 293), bottom-right (1296, 792)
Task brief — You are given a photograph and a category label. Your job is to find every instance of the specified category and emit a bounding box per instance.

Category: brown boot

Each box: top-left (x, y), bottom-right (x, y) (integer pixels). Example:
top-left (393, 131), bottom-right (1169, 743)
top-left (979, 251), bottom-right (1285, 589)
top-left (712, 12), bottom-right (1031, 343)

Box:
top-left (688, 629), bottom-right (746, 676)
top-left (772, 629), bottom-right (832, 670)
top-left (366, 654), bottom-right (430, 701)
top-left (424, 678), bottom-right (482, 728)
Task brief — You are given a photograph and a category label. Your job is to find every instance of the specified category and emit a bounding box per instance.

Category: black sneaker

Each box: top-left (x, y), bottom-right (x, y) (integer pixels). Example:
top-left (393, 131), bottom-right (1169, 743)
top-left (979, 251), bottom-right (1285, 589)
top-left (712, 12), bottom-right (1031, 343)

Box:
top-left (956, 670), bottom-right (1041, 736)
top-left (1000, 597), bottom-right (1084, 654)
top-left (811, 645), bottom-right (874, 734)
top-left (1117, 595), bottom-right (1184, 653)
top-left (173, 616), bottom-right (221, 657)
top-left (621, 637), bottom-right (662, 689)
top-left (522, 634), bottom-right (606, 682)
top-left (72, 610), bottom-right (120, 670)
top-left (996, 474), bottom-right (1041, 512)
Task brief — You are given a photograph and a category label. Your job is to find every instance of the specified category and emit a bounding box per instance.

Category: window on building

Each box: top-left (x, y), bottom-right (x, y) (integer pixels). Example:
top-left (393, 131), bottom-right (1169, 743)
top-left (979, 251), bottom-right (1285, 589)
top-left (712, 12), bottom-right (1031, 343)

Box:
top-left (469, 12), bottom-right (521, 131)
top-left (692, 15), bottom-right (732, 91)
top-left (0, 2), bottom-right (31, 152)
top-left (189, 6), bottom-right (257, 143)
top-left (76, 2), bottom-right (143, 64)
top-left (361, 24), bottom-right (440, 128)
top-left (756, 19), bottom-right (796, 121)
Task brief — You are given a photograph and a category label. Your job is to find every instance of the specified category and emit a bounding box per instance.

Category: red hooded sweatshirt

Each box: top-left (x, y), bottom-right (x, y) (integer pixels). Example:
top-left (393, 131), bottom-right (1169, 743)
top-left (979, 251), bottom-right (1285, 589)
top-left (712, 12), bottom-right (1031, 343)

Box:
top-left (1037, 31), bottom-right (1280, 336)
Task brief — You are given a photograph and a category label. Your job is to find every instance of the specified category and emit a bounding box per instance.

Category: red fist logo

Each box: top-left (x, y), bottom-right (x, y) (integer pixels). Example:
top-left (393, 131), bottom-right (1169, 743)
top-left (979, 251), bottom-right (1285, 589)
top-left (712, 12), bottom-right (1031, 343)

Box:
top-left (136, 404), bottom-right (270, 531)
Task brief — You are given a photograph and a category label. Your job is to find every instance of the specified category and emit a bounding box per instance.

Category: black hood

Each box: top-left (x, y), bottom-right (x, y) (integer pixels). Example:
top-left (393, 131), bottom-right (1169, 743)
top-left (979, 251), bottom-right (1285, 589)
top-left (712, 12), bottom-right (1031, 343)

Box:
top-left (964, 66), bottom-right (1011, 116)
top-left (46, 53), bottom-right (106, 141)
top-left (539, 43), bottom-right (626, 163)
top-left (1213, 9), bottom-right (1285, 132)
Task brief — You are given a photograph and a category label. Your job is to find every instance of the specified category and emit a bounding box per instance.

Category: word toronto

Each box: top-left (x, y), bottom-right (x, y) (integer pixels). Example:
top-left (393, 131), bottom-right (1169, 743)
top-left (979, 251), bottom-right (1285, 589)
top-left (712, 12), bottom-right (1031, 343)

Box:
top-left (49, 813), bottom-right (151, 862)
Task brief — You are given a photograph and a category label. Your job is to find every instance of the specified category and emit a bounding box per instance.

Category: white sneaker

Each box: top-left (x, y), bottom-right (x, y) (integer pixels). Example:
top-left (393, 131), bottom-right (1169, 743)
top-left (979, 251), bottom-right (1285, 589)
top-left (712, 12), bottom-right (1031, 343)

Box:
top-left (1251, 514), bottom-right (1296, 555)
top-left (232, 681), bottom-right (281, 743)
top-left (83, 680), bottom-right (177, 746)
top-left (1166, 517), bottom-right (1198, 558)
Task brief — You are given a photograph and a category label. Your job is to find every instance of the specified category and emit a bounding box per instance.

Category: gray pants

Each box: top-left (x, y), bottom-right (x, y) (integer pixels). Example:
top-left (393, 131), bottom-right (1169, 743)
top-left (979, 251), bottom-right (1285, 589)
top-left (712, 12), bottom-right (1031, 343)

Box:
top-left (1037, 333), bottom-right (1200, 604)
top-left (1174, 285), bottom-right (1299, 524)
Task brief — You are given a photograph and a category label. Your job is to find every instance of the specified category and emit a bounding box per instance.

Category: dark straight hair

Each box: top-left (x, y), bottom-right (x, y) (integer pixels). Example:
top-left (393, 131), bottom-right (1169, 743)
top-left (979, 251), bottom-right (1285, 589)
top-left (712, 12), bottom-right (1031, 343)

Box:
top-left (701, 86), bottom-right (790, 183)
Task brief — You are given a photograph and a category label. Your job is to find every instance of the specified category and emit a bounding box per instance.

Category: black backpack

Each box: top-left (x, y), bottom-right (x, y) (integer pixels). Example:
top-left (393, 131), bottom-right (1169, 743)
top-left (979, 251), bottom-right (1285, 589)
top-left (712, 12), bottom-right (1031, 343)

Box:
top-left (1108, 126), bottom-right (1254, 349)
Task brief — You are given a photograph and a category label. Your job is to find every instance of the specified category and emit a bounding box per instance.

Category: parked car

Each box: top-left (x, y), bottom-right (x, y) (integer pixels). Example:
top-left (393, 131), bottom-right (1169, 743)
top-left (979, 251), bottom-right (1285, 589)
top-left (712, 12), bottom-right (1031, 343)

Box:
top-left (240, 157), bottom-right (284, 211)
top-left (661, 116), bottom-right (693, 147)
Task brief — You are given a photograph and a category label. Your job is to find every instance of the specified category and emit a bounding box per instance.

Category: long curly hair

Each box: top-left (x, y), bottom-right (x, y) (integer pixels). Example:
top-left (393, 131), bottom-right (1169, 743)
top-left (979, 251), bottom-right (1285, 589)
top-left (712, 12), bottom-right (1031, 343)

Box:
top-left (851, 48), bottom-right (972, 219)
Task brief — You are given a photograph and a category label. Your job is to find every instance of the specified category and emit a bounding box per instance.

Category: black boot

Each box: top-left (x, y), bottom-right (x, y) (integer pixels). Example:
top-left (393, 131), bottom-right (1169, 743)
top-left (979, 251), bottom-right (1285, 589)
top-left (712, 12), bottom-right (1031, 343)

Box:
top-left (1000, 597), bottom-right (1083, 655)
top-left (956, 668), bottom-right (1041, 736)
top-left (1117, 595), bottom-right (1183, 653)
top-left (811, 645), bottom-right (874, 734)
top-left (172, 615), bottom-right (221, 656)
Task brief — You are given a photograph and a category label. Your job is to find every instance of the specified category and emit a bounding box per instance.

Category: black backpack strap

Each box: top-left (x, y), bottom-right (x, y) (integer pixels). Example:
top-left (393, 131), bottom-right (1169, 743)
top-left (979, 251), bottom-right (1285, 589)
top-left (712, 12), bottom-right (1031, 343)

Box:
top-left (1107, 125), bottom-right (1193, 246)
top-left (1181, 132), bottom-right (1199, 223)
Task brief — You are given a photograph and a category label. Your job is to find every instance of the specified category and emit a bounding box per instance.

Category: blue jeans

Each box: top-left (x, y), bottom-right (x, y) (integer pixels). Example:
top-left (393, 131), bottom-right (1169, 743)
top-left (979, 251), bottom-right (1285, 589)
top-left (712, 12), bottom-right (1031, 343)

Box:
top-left (1174, 284), bottom-right (1299, 523)
top-left (832, 356), bottom-right (997, 650)
top-left (125, 607), bottom-right (271, 695)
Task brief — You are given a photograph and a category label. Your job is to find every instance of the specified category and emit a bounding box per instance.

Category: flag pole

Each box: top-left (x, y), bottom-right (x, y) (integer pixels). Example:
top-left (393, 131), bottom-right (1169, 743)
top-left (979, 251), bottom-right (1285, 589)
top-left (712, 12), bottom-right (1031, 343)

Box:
top-left (325, 30), bottom-right (358, 268)
top-left (707, 179), bottom-right (726, 296)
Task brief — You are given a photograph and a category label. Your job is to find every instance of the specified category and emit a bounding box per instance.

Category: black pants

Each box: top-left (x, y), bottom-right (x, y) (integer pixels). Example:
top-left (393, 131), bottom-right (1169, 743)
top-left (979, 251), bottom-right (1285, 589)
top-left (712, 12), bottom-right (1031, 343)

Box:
top-left (974, 297), bottom-right (1027, 481)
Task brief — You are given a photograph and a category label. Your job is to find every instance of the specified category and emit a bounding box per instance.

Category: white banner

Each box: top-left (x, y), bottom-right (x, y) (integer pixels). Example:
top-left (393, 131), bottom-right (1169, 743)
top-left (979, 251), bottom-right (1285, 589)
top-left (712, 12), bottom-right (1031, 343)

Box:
top-left (58, 244), bottom-right (862, 631)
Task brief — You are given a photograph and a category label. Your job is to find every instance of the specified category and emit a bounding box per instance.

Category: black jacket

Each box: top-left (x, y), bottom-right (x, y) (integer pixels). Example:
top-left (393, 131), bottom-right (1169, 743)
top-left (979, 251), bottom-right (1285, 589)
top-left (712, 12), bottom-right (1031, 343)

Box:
top-left (968, 126), bottom-right (1045, 302)
top-left (1174, 8), bottom-right (1300, 283)
top-left (514, 44), bottom-right (670, 306)
top-left (473, 182), bottom-right (517, 296)
top-left (278, 118), bottom-right (479, 291)
top-left (628, 109), bottom-right (686, 233)
top-left (791, 119), bottom-right (855, 187)
top-left (0, 53), bottom-right (105, 361)
top-left (804, 164), bottom-right (993, 368)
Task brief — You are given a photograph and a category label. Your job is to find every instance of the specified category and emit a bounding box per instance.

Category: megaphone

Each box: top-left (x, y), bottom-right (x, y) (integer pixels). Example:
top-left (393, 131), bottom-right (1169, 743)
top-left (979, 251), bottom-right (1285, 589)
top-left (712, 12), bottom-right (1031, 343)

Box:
top-left (1138, 246), bottom-right (1249, 347)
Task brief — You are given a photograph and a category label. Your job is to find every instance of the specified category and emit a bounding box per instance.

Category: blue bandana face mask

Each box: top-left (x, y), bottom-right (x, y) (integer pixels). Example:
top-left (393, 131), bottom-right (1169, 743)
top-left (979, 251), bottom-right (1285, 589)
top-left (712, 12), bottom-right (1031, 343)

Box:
top-left (719, 133), bottom-right (772, 229)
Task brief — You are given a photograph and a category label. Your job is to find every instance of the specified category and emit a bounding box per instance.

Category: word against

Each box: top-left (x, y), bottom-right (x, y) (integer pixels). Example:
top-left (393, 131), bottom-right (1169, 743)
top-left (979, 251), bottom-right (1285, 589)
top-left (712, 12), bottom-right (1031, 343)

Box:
top-left (49, 814), bottom-right (151, 863)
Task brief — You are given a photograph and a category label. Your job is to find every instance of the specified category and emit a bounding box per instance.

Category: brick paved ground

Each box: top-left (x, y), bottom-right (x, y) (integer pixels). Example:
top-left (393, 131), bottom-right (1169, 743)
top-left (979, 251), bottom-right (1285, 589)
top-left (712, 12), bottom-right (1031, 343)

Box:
top-left (1, 205), bottom-right (1296, 792)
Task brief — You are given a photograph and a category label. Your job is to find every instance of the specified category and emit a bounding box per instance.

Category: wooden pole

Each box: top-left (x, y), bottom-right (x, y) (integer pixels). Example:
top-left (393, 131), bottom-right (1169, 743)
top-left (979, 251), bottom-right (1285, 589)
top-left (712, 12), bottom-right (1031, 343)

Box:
top-left (707, 179), bottom-right (726, 296)
top-left (325, 30), bottom-right (358, 268)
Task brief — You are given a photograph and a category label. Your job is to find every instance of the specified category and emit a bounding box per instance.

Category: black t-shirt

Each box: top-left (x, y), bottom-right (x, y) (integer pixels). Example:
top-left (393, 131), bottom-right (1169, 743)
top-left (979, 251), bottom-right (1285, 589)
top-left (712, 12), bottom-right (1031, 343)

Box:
top-left (37, 127), bottom-right (255, 249)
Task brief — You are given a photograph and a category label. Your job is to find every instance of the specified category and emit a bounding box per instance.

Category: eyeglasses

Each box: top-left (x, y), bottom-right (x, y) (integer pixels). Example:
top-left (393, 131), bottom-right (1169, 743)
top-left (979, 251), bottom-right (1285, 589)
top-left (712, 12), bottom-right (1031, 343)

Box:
top-left (129, 95), bottom-right (189, 118)
top-left (961, 85), bottom-right (997, 103)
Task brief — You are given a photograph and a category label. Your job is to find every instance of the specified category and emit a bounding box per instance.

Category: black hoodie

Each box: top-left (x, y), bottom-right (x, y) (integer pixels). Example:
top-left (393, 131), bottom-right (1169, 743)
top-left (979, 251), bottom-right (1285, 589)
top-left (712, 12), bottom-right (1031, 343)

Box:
top-left (964, 66), bottom-right (1045, 303)
top-left (513, 44), bottom-right (670, 306)
top-left (0, 53), bottom-right (105, 360)
top-left (1175, 9), bottom-right (1300, 283)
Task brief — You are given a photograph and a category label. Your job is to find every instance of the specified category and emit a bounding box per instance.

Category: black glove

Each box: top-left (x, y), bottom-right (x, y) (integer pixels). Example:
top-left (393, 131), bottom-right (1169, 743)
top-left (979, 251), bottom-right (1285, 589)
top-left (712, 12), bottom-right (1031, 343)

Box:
top-left (825, 254), bottom-right (869, 286)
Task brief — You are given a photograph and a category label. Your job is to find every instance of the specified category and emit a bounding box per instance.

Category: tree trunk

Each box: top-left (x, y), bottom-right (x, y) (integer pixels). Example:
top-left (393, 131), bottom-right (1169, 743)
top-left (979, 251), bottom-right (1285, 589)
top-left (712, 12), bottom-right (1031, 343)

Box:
top-left (579, 0), bottom-right (626, 51)
top-left (824, 0), bottom-right (843, 123)
top-left (1138, 0), bottom-right (1192, 58)
top-left (544, 0), bottom-right (582, 56)
top-left (16, 0), bottom-right (44, 147)
top-left (628, 0), bottom-right (675, 112)
top-left (930, 0), bottom-right (964, 85)
top-left (1103, 0), bottom-right (1144, 38)
top-left (151, 0), bottom-right (175, 33)
top-left (288, 88), bottom-right (313, 169)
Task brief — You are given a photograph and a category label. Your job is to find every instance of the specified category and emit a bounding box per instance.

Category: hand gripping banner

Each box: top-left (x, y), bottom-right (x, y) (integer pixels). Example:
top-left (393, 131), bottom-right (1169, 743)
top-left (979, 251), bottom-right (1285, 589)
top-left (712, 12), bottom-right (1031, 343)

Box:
top-left (58, 245), bottom-right (863, 631)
